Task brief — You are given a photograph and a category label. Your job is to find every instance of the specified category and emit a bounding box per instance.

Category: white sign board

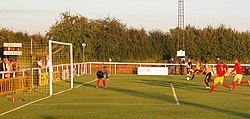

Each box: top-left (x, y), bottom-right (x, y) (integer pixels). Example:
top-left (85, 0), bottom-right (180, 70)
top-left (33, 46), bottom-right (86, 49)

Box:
top-left (177, 50), bottom-right (185, 57)
top-left (137, 67), bottom-right (168, 75)
top-left (4, 51), bottom-right (22, 55)
top-left (3, 43), bottom-right (22, 55)
top-left (4, 43), bottom-right (22, 47)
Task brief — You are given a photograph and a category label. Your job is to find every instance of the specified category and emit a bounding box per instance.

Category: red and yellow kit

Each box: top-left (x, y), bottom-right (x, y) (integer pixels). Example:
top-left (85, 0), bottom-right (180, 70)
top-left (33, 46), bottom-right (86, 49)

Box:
top-left (231, 63), bottom-right (243, 74)
top-left (210, 63), bottom-right (231, 93)
top-left (214, 63), bottom-right (227, 84)
top-left (216, 64), bottom-right (226, 77)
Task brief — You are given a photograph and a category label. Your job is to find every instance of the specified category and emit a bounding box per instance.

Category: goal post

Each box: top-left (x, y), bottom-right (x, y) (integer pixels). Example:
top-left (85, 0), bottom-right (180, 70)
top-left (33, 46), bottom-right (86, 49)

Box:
top-left (49, 40), bottom-right (74, 96)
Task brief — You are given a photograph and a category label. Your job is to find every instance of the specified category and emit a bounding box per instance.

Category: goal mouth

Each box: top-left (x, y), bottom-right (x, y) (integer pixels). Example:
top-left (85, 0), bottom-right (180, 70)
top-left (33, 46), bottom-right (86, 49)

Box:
top-left (49, 40), bottom-right (74, 96)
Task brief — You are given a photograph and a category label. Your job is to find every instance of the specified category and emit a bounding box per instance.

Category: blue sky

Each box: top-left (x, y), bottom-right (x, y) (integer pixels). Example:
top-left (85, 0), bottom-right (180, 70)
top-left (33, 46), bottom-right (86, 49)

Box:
top-left (0, 0), bottom-right (250, 35)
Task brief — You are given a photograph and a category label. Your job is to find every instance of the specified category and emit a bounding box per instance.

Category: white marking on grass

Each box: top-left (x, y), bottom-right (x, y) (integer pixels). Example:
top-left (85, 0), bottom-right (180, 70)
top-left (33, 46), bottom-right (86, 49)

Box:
top-left (0, 96), bottom-right (50, 116)
top-left (54, 79), bottom-right (97, 96)
top-left (170, 83), bottom-right (180, 105)
top-left (32, 102), bottom-right (175, 106)
top-left (0, 78), bottom-right (97, 117)
top-left (74, 79), bottom-right (97, 89)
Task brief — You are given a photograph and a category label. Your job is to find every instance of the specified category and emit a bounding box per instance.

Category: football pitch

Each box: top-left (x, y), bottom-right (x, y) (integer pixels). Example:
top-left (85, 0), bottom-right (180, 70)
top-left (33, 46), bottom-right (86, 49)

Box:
top-left (0, 74), bottom-right (250, 119)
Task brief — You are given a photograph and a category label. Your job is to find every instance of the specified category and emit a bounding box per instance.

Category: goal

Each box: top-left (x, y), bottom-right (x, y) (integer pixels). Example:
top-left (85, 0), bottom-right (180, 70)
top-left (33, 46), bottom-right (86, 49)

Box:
top-left (48, 40), bottom-right (74, 96)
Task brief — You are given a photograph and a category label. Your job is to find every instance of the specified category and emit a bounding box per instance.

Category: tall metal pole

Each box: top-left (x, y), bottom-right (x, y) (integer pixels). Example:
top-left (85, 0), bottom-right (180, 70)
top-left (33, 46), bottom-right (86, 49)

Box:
top-left (49, 40), bottom-right (53, 95)
top-left (30, 37), bottom-right (33, 88)
top-left (30, 37), bottom-right (36, 88)
top-left (82, 43), bottom-right (86, 62)
top-left (30, 37), bottom-right (37, 62)
top-left (30, 38), bottom-right (32, 55)
top-left (178, 0), bottom-right (185, 50)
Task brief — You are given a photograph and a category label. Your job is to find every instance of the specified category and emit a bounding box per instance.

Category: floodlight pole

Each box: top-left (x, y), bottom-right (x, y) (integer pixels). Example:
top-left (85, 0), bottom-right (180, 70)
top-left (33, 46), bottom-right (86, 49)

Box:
top-left (82, 43), bottom-right (86, 62)
top-left (178, 0), bottom-right (185, 50)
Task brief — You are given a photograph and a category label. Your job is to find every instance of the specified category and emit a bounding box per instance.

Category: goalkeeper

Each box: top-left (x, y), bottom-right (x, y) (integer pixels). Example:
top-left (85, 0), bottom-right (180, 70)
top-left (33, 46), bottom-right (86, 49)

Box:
top-left (95, 66), bottom-right (109, 88)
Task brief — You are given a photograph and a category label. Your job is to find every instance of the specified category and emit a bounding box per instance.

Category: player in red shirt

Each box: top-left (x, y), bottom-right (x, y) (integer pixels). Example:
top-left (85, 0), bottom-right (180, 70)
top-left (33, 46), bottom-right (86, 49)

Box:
top-left (209, 60), bottom-right (231, 94)
top-left (229, 58), bottom-right (250, 91)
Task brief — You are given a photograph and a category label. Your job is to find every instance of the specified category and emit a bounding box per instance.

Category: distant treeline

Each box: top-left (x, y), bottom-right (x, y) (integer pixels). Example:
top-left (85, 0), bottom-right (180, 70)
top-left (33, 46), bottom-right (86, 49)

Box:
top-left (0, 12), bottom-right (249, 63)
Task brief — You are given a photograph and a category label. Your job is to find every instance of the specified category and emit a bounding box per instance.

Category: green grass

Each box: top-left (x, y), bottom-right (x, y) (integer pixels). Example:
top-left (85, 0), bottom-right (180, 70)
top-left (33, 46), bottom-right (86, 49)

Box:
top-left (1, 74), bottom-right (250, 119)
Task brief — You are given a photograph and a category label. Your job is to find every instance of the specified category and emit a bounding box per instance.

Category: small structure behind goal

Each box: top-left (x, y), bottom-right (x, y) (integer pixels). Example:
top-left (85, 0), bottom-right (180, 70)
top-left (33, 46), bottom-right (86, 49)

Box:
top-left (49, 40), bottom-right (73, 96)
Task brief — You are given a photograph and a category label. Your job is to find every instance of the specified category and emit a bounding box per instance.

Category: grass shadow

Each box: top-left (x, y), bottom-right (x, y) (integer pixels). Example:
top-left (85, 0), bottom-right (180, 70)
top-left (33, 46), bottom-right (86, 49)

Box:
top-left (82, 82), bottom-right (176, 104)
top-left (182, 100), bottom-right (250, 119)
top-left (40, 116), bottom-right (56, 119)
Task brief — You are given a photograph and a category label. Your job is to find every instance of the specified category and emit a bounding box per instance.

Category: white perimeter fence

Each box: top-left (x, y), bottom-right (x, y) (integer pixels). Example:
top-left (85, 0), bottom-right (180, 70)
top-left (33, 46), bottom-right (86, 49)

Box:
top-left (0, 62), bottom-right (249, 79)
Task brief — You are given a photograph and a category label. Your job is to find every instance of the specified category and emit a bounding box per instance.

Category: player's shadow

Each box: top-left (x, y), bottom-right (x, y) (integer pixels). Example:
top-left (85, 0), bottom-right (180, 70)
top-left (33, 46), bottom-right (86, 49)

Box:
top-left (40, 115), bottom-right (56, 119)
top-left (134, 78), bottom-right (211, 93)
top-left (134, 78), bottom-right (250, 94)
top-left (133, 79), bottom-right (250, 118)
top-left (72, 80), bottom-right (85, 85)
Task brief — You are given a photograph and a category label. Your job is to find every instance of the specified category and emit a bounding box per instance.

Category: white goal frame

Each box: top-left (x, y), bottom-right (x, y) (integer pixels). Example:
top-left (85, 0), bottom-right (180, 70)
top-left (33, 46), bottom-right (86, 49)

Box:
top-left (49, 40), bottom-right (74, 96)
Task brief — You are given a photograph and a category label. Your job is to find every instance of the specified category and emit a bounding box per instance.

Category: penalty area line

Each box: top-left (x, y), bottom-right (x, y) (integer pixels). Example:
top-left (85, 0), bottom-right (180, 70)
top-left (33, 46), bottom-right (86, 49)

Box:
top-left (0, 78), bottom-right (97, 117)
top-left (170, 83), bottom-right (180, 105)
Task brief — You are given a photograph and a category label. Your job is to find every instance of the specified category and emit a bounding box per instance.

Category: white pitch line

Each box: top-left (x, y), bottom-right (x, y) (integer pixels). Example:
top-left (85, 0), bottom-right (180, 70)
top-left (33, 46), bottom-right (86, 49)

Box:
top-left (0, 79), bottom-right (97, 117)
top-left (52, 79), bottom-right (97, 96)
top-left (32, 102), bottom-right (175, 106)
top-left (0, 96), bottom-right (50, 116)
top-left (74, 79), bottom-right (97, 89)
top-left (170, 83), bottom-right (180, 105)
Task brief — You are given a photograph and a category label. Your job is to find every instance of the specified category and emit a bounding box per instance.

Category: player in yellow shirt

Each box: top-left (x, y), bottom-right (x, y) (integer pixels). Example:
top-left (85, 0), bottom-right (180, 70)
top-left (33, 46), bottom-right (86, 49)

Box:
top-left (201, 61), bottom-right (214, 88)
top-left (190, 59), bottom-right (202, 80)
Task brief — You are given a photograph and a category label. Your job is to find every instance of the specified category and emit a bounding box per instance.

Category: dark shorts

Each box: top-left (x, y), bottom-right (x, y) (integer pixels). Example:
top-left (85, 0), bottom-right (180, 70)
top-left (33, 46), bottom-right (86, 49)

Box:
top-left (205, 72), bottom-right (212, 81)
top-left (96, 71), bottom-right (104, 79)
top-left (194, 69), bottom-right (202, 73)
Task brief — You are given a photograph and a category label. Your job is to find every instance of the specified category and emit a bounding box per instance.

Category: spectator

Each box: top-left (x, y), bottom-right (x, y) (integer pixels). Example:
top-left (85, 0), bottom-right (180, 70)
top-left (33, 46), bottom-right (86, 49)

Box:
top-left (245, 60), bottom-right (249, 76)
top-left (33, 59), bottom-right (39, 79)
top-left (12, 58), bottom-right (20, 71)
top-left (37, 58), bottom-right (43, 68)
top-left (33, 58), bottom-right (43, 85)
top-left (0, 57), bottom-right (5, 78)
top-left (9, 59), bottom-right (14, 71)
top-left (3, 58), bottom-right (10, 78)
top-left (0, 57), bottom-right (2, 63)
top-left (186, 58), bottom-right (192, 75)
top-left (168, 58), bottom-right (176, 75)
top-left (179, 58), bottom-right (185, 75)
top-left (37, 58), bottom-right (44, 77)
top-left (45, 55), bottom-right (50, 68)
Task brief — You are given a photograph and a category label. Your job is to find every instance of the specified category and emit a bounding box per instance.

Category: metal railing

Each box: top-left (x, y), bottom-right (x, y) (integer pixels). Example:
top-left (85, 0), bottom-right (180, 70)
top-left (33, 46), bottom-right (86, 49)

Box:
top-left (0, 62), bottom-right (249, 79)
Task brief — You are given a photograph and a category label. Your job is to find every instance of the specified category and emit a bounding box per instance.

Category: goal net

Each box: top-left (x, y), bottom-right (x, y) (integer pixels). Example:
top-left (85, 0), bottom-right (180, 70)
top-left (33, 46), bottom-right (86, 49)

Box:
top-left (2, 40), bottom-right (74, 102)
top-left (48, 40), bottom-right (73, 96)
